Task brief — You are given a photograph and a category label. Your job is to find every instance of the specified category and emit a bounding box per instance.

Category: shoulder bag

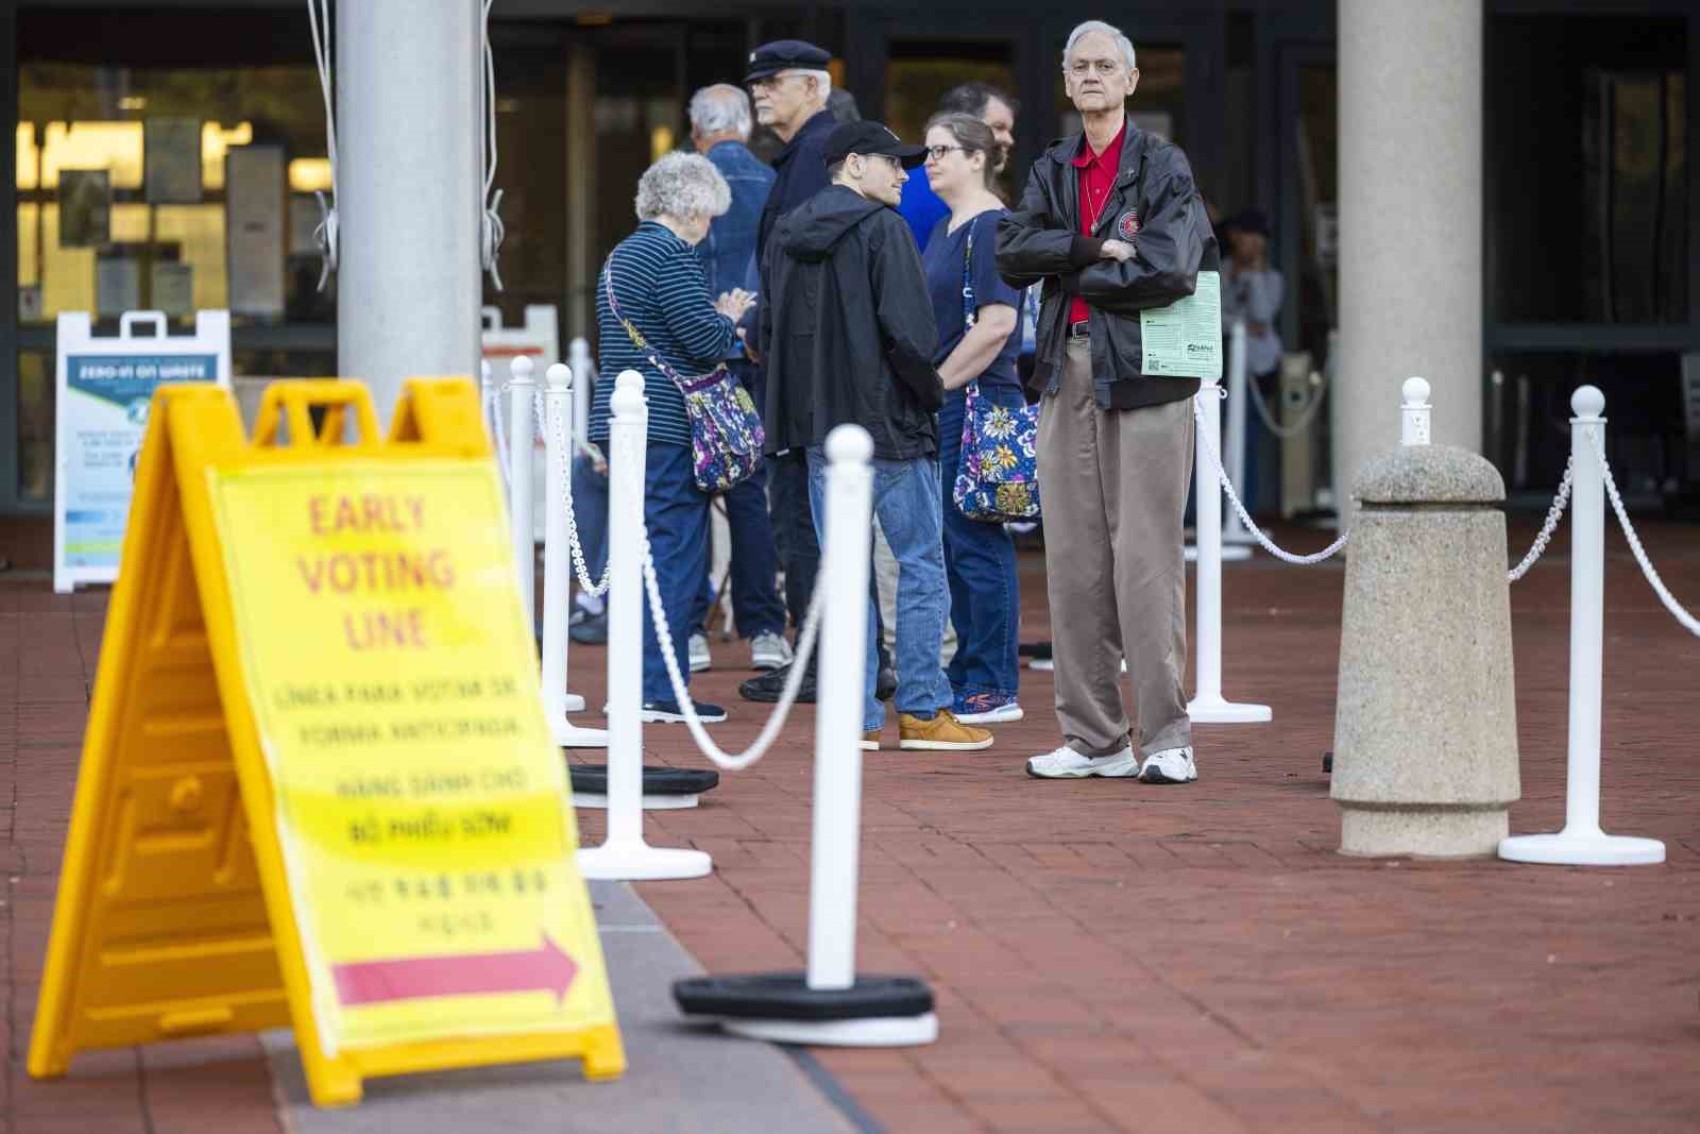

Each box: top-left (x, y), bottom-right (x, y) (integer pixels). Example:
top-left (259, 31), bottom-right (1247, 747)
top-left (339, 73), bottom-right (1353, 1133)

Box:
top-left (952, 221), bottom-right (1042, 523)
top-left (603, 255), bottom-right (764, 494)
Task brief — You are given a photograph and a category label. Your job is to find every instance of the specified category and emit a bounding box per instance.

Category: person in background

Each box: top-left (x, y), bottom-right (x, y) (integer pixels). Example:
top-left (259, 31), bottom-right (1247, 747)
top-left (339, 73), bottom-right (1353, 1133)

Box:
top-left (591, 152), bottom-right (755, 724)
top-left (1219, 207), bottom-right (1284, 515)
top-left (898, 82), bottom-right (1019, 253)
top-left (920, 112), bottom-right (1025, 726)
top-left (997, 19), bottom-right (1215, 785)
top-left (762, 120), bottom-right (993, 753)
top-left (740, 39), bottom-right (837, 704)
top-left (684, 83), bottom-right (793, 675)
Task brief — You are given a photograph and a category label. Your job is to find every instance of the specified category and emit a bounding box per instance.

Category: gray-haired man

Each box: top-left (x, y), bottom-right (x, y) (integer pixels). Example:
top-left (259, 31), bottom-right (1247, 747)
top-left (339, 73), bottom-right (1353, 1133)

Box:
top-left (997, 19), bottom-right (1218, 785)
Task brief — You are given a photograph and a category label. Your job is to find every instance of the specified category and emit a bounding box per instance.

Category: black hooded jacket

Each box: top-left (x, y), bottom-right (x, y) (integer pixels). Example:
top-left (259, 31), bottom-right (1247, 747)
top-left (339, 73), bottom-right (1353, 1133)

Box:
top-left (759, 184), bottom-right (943, 461)
top-left (996, 122), bottom-right (1214, 411)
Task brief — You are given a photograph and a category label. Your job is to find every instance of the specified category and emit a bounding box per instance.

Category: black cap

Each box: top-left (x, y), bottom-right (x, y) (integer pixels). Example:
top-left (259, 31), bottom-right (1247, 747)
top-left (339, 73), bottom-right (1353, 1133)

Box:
top-left (745, 40), bottom-right (831, 84)
top-left (823, 121), bottom-right (928, 169)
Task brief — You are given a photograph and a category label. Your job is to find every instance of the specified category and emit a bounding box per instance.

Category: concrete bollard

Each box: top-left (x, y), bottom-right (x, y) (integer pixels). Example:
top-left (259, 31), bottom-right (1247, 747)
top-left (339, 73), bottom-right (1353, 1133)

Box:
top-left (1331, 385), bottom-right (1519, 857)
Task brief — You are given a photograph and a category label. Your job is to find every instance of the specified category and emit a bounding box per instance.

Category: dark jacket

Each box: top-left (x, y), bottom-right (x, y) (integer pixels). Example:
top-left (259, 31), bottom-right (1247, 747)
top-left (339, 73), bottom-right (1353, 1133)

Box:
top-left (757, 108), bottom-right (837, 276)
top-left (996, 122), bottom-right (1215, 410)
top-left (700, 140), bottom-right (774, 300)
top-left (760, 184), bottom-right (943, 461)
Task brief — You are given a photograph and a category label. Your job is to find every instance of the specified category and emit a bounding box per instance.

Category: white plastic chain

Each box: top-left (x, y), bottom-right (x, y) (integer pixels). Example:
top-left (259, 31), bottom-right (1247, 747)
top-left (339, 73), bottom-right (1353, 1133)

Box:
top-left (539, 387), bottom-right (612, 597)
top-left (1591, 431), bottom-right (1700, 636)
top-left (1506, 454), bottom-right (1573, 583)
top-left (485, 382), bottom-right (511, 494)
top-left (640, 532), bottom-right (826, 770)
top-left (1244, 368), bottom-right (1329, 440)
top-left (1192, 395), bottom-right (1350, 565)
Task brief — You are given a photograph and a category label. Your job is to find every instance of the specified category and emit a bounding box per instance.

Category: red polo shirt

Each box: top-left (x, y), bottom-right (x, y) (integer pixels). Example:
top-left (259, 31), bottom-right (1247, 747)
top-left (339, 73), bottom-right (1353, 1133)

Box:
top-left (1069, 121), bottom-right (1125, 326)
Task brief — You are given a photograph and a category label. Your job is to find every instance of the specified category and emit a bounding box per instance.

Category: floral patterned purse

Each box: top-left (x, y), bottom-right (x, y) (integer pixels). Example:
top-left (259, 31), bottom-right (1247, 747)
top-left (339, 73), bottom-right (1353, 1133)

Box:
top-left (603, 257), bottom-right (764, 494)
top-left (952, 227), bottom-right (1041, 523)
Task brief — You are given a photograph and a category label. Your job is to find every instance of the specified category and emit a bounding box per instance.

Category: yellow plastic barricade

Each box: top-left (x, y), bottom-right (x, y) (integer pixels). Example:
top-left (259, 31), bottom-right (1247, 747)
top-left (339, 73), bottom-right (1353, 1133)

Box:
top-left (27, 378), bottom-right (623, 1106)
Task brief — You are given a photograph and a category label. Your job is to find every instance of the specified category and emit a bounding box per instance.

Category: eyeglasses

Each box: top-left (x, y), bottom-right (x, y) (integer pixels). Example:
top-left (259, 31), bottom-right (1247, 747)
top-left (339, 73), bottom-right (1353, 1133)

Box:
top-left (749, 71), bottom-right (806, 92)
top-left (1068, 59), bottom-right (1124, 77)
top-left (924, 144), bottom-right (971, 162)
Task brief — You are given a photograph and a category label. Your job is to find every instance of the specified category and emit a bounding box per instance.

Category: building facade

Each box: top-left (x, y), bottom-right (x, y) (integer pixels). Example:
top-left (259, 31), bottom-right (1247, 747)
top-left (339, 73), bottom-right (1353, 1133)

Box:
top-left (1, 0), bottom-right (1694, 523)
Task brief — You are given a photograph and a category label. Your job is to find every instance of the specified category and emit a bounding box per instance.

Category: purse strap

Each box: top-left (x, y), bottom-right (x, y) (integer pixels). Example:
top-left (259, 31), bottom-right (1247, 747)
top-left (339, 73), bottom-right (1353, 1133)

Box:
top-left (602, 250), bottom-right (696, 392)
top-left (962, 224), bottom-right (977, 331)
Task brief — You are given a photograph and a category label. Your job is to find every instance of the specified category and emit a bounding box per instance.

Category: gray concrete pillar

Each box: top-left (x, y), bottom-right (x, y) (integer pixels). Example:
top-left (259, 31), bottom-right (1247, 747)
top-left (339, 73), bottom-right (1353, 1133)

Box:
top-left (336, 0), bottom-right (483, 425)
top-left (1335, 0), bottom-right (1483, 503)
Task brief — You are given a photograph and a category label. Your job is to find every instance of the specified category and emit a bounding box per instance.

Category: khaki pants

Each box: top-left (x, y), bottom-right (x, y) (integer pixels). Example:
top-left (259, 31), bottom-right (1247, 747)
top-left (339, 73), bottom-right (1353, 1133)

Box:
top-left (1038, 338), bottom-right (1193, 757)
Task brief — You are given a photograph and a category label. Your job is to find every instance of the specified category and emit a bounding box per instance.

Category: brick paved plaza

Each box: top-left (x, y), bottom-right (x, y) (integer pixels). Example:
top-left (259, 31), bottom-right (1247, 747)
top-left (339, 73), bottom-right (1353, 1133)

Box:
top-left (2, 520), bottom-right (1697, 1132)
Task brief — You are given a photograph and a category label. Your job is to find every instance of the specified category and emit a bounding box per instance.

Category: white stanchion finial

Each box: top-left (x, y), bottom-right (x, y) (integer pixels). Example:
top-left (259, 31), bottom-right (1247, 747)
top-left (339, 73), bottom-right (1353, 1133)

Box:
top-left (1571, 385), bottom-right (1605, 421)
top-left (1401, 377), bottom-right (1431, 446)
top-left (546, 362), bottom-right (571, 393)
top-left (612, 369), bottom-right (645, 416)
top-left (511, 354), bottom-right (534, 384)
top-left (826, 423), bottom-right (873, 465)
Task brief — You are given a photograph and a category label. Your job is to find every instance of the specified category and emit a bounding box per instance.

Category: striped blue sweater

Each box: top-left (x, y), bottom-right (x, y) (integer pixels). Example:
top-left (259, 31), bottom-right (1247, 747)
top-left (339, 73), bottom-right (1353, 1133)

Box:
top-left (592, 221), bottom-right (738, 448)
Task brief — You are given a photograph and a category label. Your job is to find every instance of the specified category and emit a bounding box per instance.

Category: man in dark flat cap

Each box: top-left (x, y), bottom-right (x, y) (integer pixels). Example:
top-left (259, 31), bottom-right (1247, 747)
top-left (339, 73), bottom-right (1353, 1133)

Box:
top-left (738, 39), bottom-right (846, 705)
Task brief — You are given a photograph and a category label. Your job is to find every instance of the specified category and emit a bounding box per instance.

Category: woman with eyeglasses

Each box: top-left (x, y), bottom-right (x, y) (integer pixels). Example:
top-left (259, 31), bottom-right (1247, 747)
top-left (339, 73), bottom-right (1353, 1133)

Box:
top-left (919, 112), bottom-right (1027, 726)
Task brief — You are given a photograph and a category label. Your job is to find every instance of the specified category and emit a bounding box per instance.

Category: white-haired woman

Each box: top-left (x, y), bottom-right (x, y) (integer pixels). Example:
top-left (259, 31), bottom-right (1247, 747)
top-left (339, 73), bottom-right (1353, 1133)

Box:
top-left (591, 152), bottom-right (755, 724)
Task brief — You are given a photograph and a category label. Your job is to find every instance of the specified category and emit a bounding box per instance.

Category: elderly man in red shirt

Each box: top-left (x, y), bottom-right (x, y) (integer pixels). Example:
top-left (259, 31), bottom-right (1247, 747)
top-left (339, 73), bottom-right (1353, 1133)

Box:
top-left (996, 19), bottom-right (1220, 786)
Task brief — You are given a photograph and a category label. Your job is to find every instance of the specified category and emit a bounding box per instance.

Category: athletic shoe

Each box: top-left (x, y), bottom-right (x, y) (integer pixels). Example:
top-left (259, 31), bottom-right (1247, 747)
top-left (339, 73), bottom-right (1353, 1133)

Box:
top-left (688, 633), bottom-right (712, 673)
top-left (1024, 745), bottom-right (1139, 779)
top-left (953, 691), bottom-right (1024, 725)
top-left (875, 664), bottom-right (898, 702)
top-left (569, 609), bottom-right (608, 645)
top-left (740, 661), bottom-right (816, 703)
top-left (640, 699), bottom-right (727, 724)
top-left (750, 631), bottom-right (793, 671)
top-left (861, 730), bottom-right (882, 752)
top-left (1029, 657), bottom-right (1055, 672)
top-left (1140, 746), bottom-right (1198, 784)
top-left (898, 711), bottom-right (994, 751)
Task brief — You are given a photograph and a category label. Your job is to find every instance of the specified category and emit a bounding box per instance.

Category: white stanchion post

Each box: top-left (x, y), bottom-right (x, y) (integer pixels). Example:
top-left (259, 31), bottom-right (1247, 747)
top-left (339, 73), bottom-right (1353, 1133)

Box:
top-left (1186, 376), bottom-right (1271, 724)
top-left (804, 428), bottom-right (874, 993)
top-left (692, 425), bottom-right (936, 1047)
top-left (1222, 319), bottom-right (1260, 548)
top-left (480, 359), bottom-right (495, 437)
top-left (542, 363), bottom-right (607, 749)
top-left (508, 355), bottom-right (537, 622)
top-left (568, 337), bottom-right (594, 447)
top-left (577, 371), bottom-right (712, 881)
top-left (1499, 386), bottom-right (1664, 867)
top-left (1401, 376), bottom-right (1431, 446)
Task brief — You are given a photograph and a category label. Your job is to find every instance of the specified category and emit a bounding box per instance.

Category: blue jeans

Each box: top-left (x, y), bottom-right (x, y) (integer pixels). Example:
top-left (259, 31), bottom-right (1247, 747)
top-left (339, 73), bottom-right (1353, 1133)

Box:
top-left (938, 387), bottom-right (1021, 697)
top-left (571, 452), bottom-right (609, 591)
top-left (641, 443), bottom-right (710, 704)
top-left (807, 446), bottom-right (951, 732)
top-left (691, 367), bottom-right (786, 638)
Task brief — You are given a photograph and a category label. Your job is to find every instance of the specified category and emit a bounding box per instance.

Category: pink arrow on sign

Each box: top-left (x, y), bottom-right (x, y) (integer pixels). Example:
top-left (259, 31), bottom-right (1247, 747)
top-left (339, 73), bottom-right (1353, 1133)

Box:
top-left (332, 935), bottom-right (578, 1007)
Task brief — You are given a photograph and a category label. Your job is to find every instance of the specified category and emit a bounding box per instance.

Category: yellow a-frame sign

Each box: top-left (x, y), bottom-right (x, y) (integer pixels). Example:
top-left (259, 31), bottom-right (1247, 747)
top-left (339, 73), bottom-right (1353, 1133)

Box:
top-left (28, 379), bottom-right (623, 1106)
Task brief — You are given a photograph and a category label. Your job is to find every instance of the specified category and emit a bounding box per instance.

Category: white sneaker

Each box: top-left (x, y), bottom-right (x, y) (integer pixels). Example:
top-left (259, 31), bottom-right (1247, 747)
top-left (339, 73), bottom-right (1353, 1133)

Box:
top-left (1140, 746), bottom-right (1198, 784)
top-left (1024, 745), bottom-right (1139, 779)
top-left (688, 632), bottom-right (712, 673)
top-left (749, 631), bottom-right (793, 671)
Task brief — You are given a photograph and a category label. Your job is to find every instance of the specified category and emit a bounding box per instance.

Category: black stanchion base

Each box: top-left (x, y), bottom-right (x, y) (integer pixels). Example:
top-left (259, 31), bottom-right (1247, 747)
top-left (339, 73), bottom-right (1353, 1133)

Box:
top-left (569, 764), bottom-right (719, 811)
top-left (673, 972), bottom-right (938, 1047)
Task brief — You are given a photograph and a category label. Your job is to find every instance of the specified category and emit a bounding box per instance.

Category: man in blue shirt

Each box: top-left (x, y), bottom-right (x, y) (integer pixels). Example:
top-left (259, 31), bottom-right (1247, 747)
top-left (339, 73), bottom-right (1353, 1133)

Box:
top-left (898, 82), bottom-right (1019, 252)
top-left (687, 84), bottom-right (792, 675)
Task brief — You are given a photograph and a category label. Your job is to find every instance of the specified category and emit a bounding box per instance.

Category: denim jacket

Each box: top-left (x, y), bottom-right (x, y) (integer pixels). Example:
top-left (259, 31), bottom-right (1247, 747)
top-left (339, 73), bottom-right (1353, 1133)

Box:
top-left (699, 141), bottom-right (774, 300)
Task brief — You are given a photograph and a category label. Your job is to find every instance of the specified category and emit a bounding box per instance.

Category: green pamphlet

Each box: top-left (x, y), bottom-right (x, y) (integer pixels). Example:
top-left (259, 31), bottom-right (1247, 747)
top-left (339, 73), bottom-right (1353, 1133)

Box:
top-left (1140, 270), bottom-right (1221, 379)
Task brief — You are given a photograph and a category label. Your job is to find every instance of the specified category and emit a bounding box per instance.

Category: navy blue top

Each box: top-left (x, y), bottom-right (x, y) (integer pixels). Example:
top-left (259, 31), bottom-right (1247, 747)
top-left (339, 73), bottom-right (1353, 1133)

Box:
top-left (593, 221), bottom-right (739, 448)
top-left (921, 208), bottom-right (1023, 389)
top-left (897, 173), bottom-right (949, 253)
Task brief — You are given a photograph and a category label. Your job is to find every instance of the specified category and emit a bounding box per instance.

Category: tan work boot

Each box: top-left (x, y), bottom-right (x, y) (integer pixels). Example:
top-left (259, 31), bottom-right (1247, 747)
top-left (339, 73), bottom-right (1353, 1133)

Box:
top-left (861, 730), bottom-right (882, 752)
top-left (898, 710), bottom-right (994, 751)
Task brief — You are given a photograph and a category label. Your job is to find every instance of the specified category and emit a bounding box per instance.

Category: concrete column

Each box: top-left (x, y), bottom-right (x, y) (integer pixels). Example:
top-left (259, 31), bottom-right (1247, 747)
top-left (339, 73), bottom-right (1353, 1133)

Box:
top-left (1335, 0), bottom-right (1483, 504)
top-left (337, 0), bottom-right (483, 425)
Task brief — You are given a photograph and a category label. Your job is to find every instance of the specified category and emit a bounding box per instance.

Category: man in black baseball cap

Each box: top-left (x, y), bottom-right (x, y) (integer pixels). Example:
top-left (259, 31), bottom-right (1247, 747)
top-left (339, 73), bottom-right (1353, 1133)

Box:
top-left (821, 121), bottom-right (928, 178)
top-left (759, 120), bottom-right (994, 754)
